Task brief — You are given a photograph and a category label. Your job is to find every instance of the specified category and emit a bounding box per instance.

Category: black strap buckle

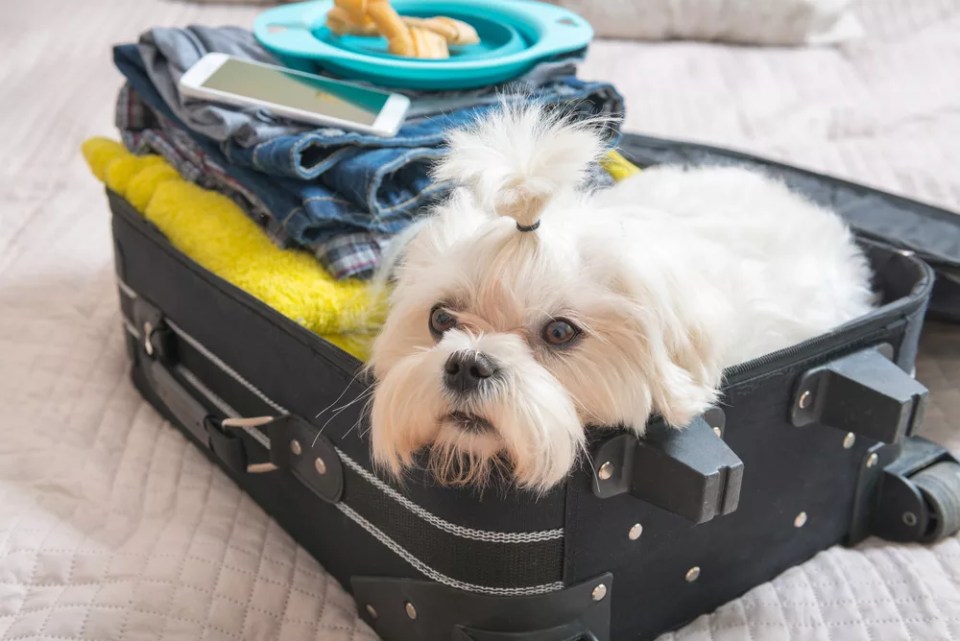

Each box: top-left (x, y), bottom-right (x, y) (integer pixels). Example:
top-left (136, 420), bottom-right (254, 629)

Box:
top-left (207, 416), bottom-right (276, 475)
top-left (218, 415), bottom-right (344, 504)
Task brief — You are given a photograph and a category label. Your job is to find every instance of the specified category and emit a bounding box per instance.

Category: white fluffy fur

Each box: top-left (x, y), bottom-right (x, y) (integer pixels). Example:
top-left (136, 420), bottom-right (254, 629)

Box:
top-left (432, 105), bottom-right (605, 228)
top-left (368, 107), bottom-right (875, 492)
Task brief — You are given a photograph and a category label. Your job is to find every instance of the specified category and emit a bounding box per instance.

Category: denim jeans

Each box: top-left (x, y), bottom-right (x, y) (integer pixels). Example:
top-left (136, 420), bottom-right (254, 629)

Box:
top-left (117, 83), bottom-right (389, 279)
top-left (116, 44), bottom-right (410, 240)
top-left (221, 75), bottom-right (624, 222)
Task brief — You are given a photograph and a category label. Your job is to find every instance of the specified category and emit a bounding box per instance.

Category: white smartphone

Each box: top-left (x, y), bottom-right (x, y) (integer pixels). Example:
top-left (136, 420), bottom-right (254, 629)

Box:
top-left (179, 53), bottom-right (410, 136)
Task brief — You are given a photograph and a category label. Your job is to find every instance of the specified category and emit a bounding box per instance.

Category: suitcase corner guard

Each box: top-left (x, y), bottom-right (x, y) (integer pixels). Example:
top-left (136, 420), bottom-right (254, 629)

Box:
top-left (791, 345), bottom-right (928, 444)
top-left (589, 412), bottom-right (743, 524)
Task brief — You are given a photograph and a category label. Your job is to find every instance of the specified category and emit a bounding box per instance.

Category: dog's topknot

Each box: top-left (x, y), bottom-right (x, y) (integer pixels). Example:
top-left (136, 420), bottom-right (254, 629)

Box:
top-left (433, 103), bottom-right (606, 231)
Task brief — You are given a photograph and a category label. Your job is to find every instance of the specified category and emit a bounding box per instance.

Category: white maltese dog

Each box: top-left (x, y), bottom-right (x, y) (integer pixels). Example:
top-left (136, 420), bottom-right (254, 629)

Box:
top-left (367, 106), bottom-right (875, 492)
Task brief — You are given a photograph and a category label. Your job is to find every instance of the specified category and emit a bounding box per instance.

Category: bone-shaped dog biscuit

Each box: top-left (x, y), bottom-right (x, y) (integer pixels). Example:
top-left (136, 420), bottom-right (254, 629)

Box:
top-left (327, 6), bottom-right (378, 36)
top-left (402, 16), bottom-right (480, 47)
top-left (327, 0), bottom-right (479, 59)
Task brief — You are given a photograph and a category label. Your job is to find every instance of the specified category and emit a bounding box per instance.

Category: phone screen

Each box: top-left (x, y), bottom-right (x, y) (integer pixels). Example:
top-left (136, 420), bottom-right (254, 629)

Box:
top-left (201, 58), bottom-right (390, 126)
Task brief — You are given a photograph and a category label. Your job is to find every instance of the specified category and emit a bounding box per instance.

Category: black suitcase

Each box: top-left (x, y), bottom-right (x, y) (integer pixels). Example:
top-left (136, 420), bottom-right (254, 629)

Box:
top-left (108, 133), bottom-right (960, 641)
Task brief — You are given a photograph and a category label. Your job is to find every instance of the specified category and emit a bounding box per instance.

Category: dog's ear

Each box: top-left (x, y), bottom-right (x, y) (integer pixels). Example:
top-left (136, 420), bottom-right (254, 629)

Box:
top-left (613, 260), bottom-right (729, 429)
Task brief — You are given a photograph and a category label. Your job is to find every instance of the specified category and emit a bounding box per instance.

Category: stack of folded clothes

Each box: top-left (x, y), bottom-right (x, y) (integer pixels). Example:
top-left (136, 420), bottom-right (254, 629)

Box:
top-left (112, 25), bottom-right (625, 280)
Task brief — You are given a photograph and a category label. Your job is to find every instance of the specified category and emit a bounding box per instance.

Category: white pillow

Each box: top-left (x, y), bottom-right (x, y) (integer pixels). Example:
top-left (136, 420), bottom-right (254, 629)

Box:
top-left (550, 0), bottom-right (863, 45)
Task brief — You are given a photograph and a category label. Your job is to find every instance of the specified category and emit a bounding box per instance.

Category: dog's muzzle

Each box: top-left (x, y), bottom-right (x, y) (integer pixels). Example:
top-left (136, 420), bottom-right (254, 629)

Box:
top-left (443, 351), bottom-right (499, 395)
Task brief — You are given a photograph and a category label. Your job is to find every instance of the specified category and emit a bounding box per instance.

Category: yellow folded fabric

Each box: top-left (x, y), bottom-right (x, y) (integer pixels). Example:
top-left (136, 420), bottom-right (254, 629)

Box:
top-left (601, 149), bottom-right (642, 182)
top-left (82, 139), bottom-right (641, 363)
top-left (82, 137), bottom-right (382, 361)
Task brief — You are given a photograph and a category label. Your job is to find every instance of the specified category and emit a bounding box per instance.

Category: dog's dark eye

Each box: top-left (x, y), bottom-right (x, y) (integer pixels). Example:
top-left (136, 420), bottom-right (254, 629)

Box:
top-left (429, 305), bottom-right (458, 337)
top-left (542, 318), bottom-right (581, 347)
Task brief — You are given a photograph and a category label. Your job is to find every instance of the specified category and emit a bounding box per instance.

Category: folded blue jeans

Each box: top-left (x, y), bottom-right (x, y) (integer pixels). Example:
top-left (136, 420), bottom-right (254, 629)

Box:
top-left (222, 75), bottom-right (624, 222)
top-left (131, 28), bottom-right (624, 226)
top-left (113, 43), bottom-right (623, 277)
top-left (117, 83), bottom-right (388, 279)
top-left (116, 44), bottom-right (407, 239)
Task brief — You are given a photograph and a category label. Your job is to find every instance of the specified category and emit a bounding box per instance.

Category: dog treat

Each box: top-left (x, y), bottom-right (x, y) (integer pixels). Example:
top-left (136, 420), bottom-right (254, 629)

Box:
top-left (327, 0), bottom-right (479, 59)
top-left (364, 0), bottom-right (416, 56)
top-left (407, 24), bottom-right (450, 58)
top-left (326, 6), bottom-right (378, 36)
top-left (402, 16), bottom-right (480, 46)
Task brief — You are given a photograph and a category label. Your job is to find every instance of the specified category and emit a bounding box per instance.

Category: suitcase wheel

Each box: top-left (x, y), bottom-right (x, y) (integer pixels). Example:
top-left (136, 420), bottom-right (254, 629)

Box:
top-left (862, 437), bottom-right (960, 544)
top-left (911, 461), bottom-right (960, 542)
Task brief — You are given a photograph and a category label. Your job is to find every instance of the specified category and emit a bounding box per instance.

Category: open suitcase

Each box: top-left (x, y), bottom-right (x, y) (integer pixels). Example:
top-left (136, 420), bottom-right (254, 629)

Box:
top-left (108, 133), bottom-right (960, 641)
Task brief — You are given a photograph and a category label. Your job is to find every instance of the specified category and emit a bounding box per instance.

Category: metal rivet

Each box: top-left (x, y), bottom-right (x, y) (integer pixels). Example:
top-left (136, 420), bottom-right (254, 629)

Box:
top-left (866, 453), bottom-right (879, 468)
top-left (685, 566), bottom-right (701, 582)
top-left (404, 601), bottom-right (417, 620)
top-left (712, 427), bottom-right (722, 437)
top-left (365, 604), bottom-right (378, 620)
top-left (143, 321), bottom-right (154, 356)
top-left (591, 583), bottom-right (607, 602)
top-left (628, 523), bottom-right (643, 540)
top-left (794, 511), bottom-right (808, 528)
top-left (843, 432), bottom-right (856, 449)
top-left (903, 511), bottom-right (918, 527)
top-left (315, 456), bottom-right (327, 475)
top-left (798, 390), bottom-right (813, 409)
top-left (598, 461), bottom-right (614, 481)
top-left (290, 439), bottom-right (302, 456)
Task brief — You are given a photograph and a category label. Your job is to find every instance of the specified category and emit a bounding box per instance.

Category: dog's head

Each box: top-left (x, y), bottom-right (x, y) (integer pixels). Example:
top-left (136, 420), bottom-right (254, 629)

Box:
top-left (367, 107), bottom-right (724, 492)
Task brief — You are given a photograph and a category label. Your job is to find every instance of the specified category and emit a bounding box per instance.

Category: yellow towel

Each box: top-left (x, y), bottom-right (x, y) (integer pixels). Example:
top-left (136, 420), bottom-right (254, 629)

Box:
top-left (83, 139), bottom-right (642, 362)
top-left (601, 149), bottom-right (642, 182)
top-left (82, 138), bottom-right (382, 360)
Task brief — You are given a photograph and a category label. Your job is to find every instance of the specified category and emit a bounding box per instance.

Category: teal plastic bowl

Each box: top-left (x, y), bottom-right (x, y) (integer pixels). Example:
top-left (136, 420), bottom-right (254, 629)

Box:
top-left (254, 0), bottom-right (593, 90)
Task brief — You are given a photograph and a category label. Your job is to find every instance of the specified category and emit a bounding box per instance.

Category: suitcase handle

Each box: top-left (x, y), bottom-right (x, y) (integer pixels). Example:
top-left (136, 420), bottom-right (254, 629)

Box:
top-left (138, 354), bottom-right (262, 475)
top-left (131, 296), bottom-right (344, 503)
top-left (589, 414), bottom-right (744, 524)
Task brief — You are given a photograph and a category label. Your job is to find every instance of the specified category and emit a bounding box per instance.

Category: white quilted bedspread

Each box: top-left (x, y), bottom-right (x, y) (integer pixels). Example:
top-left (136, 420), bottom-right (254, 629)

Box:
top-left (1, 0), bottom-right (960, 639)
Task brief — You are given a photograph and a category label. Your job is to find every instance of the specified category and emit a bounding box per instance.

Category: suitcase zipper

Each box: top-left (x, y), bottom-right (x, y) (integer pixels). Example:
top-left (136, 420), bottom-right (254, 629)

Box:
top-left (723, 322), bottom-right (908, 385)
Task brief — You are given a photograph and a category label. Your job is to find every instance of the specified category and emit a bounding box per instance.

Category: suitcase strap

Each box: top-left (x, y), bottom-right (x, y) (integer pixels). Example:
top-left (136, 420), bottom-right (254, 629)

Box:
top-left (132, 296), bottom-right (344, 504)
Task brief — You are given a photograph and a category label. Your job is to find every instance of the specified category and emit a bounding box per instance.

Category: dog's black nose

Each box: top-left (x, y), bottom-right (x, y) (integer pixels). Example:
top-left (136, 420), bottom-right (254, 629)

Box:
top-left (444, 351), bottom-right (498, 394)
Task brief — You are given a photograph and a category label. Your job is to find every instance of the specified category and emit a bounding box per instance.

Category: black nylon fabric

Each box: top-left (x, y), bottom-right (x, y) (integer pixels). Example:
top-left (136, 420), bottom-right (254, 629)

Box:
top-left (343, 465), bottom-right (563, 589)
top-left (157, 312), bottom-right (565, 590)
top-left (165, 323), bottom-right (566, 589)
